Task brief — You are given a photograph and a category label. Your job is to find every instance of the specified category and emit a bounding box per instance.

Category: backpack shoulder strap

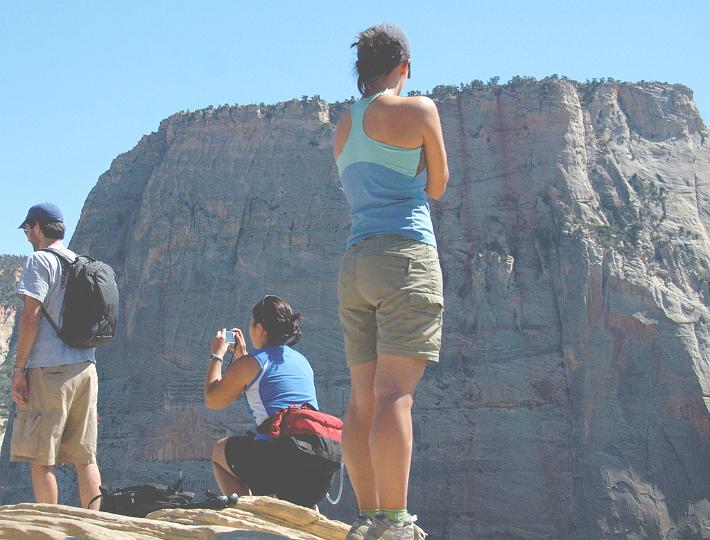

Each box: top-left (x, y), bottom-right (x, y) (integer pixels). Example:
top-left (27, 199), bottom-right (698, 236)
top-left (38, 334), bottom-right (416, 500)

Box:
top-left (41, 247), bottom-right (77, 266)
top-left (41, 304), bottom-right (61, 336)
top-left (38, 248), bottom-right (75, 338)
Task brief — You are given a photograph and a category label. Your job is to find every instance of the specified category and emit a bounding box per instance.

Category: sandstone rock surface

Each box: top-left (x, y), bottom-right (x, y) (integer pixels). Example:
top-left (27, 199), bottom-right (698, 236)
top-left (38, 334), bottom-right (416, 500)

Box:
top-left (0, 496), bottom-right (348, 539)
top-left (1, 80), bottom-right (710, 539)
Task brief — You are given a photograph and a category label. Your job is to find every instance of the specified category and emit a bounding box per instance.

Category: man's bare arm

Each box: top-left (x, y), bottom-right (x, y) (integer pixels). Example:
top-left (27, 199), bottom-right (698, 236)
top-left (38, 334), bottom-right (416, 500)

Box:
top-left (11, 295), bottom-right (42, 407)
top-left (15, 296), bottom-right (41, 369)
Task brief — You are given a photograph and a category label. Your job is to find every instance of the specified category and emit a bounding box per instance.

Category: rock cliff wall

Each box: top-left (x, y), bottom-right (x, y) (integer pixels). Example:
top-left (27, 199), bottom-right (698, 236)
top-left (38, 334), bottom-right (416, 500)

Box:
top-left (0, 256), bottom-right (24, 365)
top-left (2, 80), bottom-right (709, 539)
top-left (0, 255), bottom-right (25, 447)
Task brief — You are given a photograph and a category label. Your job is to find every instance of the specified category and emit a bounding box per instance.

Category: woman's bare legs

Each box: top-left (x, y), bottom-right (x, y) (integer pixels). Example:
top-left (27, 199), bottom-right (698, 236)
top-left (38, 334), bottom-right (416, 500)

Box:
top-left (343, 361), bottom-right (378, 511)
top-left (211, 438), bottom-right (251, 496)
top-left (370, 354), bottom-right (427, 511)
top-left (344, 355), bottom-right (427, 512)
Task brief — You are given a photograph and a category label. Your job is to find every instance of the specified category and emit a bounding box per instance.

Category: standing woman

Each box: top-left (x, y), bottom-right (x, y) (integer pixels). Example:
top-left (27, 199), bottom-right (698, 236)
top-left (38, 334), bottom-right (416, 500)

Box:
top-left (334, 23), bottom-right (448, 540)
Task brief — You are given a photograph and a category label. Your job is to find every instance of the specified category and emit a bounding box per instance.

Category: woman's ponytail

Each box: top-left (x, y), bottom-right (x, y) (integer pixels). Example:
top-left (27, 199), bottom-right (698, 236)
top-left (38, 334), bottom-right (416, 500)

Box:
top-left (286, 311), bottom-right (303, 345)
top-left (252, 296), bottom-right (303, 346)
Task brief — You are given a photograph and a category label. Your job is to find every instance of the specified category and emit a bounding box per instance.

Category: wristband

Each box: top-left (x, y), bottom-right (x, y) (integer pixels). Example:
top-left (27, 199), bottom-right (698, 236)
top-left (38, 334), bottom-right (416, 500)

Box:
top-left (13, 366), bottom-right (27, 373)
top-left (209, 353), bottom-right (223, 363)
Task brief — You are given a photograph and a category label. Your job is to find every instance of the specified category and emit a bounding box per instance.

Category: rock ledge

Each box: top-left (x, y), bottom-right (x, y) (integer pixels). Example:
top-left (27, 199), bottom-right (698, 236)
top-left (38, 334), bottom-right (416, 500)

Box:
top-left (0, 496), bottom-right (349, 539)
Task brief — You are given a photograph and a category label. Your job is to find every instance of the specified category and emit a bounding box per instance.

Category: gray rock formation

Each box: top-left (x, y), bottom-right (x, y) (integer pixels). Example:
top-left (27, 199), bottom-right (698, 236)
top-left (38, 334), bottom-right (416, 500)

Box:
top-left (2, 80), bottom-right (710, 539)
top-left (0, 256), bottom-right (25, 366)
top-left (0, 255), bottom-right (25, 446)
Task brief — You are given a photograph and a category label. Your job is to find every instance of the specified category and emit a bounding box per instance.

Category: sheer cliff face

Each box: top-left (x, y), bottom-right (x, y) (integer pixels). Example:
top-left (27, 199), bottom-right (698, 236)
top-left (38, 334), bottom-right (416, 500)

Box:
top-left (2, 81), bottom-right (709, 539)
top-left (0, 256), bottom-right (24, 445)
top-left (0, 257), bottom-right (24, 365)
top-left (0, 304), bottom-right (17, 368)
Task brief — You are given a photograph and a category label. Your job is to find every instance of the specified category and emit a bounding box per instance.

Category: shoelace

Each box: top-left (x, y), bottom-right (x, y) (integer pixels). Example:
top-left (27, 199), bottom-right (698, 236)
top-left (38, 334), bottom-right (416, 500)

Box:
top-left (371, 514), bottom-right (427, 539)
top-left (405, 515), bottom-right (428, 539)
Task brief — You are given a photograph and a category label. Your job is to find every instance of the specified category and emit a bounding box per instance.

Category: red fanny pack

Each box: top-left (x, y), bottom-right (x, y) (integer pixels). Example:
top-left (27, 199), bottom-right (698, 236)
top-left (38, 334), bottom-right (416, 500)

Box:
top-left (259, 404), bottom-right (343, 443)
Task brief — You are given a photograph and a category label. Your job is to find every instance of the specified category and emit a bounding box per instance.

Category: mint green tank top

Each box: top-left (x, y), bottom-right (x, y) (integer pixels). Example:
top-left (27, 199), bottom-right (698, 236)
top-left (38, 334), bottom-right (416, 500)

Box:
top-left (336, 92), bottom-right (436, 248)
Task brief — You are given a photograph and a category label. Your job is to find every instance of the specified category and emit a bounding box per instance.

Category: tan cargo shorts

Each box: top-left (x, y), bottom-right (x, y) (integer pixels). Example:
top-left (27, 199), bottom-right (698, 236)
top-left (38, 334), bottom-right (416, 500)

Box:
top-left (338, 235), bottom-right (444, 366)
top-left (11, 361), bottom-right (98, 466)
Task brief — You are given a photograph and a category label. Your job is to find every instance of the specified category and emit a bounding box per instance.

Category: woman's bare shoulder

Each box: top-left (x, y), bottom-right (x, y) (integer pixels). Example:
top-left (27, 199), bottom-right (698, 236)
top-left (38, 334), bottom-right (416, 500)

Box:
top-left (379, 94), bottom-right (438, 118)
top-left (401, 95), bottom-right (438, 115)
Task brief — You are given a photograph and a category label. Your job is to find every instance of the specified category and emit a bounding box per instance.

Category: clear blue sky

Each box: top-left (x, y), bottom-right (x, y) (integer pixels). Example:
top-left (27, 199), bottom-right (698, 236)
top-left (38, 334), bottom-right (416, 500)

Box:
top-left (1, 0), bottom-right (708, 256)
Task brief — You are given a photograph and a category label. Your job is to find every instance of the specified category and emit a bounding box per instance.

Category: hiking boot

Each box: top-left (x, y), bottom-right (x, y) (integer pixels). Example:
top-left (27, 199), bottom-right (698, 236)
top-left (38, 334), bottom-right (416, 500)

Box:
top-left (365, 515), bottom-right (427, 539)
top-left (345, 515), bottom-right (373, 540)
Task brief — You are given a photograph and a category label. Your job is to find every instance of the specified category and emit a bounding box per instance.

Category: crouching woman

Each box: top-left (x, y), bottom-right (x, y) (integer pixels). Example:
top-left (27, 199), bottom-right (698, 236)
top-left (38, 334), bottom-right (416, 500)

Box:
top-left (204, 295), bottom-right (333, 507)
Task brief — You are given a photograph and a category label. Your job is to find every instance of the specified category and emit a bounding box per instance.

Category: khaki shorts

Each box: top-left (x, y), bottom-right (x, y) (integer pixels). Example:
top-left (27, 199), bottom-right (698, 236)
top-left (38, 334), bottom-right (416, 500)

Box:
top-left (338, 235), bottom-right (444, 366)
top-left (11, 361), bottom-right (98, 466)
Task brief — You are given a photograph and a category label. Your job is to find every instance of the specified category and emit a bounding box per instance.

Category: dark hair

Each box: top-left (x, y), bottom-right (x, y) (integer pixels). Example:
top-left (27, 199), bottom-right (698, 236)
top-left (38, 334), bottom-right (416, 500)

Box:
top-left (27, 220), bottom-right (65, 239)
top-left (352, 26), bottom-right (410, 96)
top-left (252, 295), bottom-right (303, 346)
top-left (40, 221), bottom-right (65, 239)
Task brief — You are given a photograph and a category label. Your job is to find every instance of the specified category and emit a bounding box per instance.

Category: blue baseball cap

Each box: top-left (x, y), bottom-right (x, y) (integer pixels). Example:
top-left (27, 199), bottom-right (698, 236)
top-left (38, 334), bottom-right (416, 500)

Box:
top-left (19, 203), bottom-right (64, 228)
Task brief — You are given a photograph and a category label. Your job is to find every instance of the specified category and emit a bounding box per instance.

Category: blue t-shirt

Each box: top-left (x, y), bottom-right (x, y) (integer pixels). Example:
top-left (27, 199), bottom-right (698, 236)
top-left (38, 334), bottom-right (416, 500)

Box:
top-left (244, 345), bottom-right (318, 440)
top-left (16, 247), bottom-right (96, 368)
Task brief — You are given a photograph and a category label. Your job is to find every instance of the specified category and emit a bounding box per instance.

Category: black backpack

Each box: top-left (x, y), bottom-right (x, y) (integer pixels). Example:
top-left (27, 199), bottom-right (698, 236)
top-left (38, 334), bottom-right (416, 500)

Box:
top-left (41, 247), bottom-right (119, 348)
top-left (92, 483), bottom-right (239, 518)
top-left (95, 484), bottom-right (195, 518)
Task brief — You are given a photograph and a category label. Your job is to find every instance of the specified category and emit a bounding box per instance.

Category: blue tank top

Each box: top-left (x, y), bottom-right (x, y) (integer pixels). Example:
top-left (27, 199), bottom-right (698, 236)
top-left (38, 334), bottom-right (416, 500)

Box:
top-left (336, 92), bottom-right (436, 248)
top-left (244, 345), bottom-right (319, 440)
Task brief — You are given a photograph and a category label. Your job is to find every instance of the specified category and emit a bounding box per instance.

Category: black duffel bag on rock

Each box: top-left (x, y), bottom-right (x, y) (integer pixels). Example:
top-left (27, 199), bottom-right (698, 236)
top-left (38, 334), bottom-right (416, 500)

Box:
top-left (95, 484), bottom-right (195, 517)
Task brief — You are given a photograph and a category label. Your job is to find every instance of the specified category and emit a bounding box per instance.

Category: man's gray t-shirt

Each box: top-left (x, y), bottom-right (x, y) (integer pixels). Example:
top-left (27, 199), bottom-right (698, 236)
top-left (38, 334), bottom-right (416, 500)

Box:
top-left (16, 246), bottom-right (96, 368)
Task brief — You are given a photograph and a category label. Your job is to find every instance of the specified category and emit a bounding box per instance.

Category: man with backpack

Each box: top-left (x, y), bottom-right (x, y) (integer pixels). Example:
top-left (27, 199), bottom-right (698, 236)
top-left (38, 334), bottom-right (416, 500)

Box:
top-left (10, 203), bottom-right (102, 510)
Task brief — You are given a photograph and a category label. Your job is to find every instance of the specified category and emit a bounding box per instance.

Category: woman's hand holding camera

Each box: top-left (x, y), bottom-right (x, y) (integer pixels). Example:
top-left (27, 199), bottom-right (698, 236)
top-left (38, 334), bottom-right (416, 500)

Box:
top-left (232, 328), bottom-right (248, 358)
top-left (211, 329), bottom-right (231, 358)
top-left (211, 327), bottom-right (248, 359)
